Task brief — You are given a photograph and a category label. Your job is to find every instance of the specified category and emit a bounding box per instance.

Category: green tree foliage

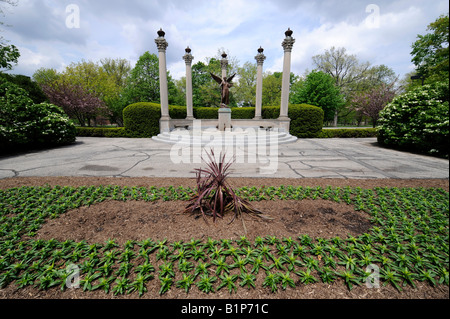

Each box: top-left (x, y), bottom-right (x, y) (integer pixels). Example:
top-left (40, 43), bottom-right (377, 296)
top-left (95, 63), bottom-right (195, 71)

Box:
top-left (100, 58), bottom-right (131, 88)
top-left (290, 70), bottom-right (344, 122)
top-left (0, 43), bottom-right (19, 71)
top-left (261, 72), bottom-right (282, 106)
top-left (235, 61), bottom-right (256, 107)
top-left (121, 51), bottom-right (179, 106)
top-left (62, 60), bottom-right (119, 106)
top-left (312, 46), bottom-right (371, 125)
top-left (411, 13), bottom-right (449, 84)
top-left (0, 73), bottom-right (48, 103)
top-left (32, 68), bottom-right (61, 87)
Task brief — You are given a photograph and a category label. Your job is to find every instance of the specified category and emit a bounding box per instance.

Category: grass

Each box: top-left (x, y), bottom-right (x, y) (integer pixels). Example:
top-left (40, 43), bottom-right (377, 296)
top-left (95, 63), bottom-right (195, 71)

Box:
top-left (0, 184), bottom-right (448, 296)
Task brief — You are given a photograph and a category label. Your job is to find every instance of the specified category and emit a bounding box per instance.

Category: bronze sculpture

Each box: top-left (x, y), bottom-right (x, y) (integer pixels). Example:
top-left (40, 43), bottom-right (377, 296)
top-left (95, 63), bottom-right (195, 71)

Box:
top-left (210, 72), bottom-right (236, 107)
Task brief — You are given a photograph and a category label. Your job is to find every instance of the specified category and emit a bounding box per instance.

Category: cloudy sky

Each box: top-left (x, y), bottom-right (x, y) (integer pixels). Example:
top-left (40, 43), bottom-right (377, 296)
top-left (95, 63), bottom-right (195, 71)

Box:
top-left (1, 0), bottom-right (448, 80)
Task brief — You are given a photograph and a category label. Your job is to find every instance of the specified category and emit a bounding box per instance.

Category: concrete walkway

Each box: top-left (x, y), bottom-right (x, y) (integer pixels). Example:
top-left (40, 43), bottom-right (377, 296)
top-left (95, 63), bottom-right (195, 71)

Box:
top-left (0, 137), bottom-right (448, 180)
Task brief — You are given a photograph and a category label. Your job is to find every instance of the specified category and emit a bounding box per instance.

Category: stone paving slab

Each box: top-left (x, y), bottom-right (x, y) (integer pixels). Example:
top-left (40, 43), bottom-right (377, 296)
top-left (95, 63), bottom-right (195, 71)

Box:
top-left (0, 137), bottom-right (448, 180)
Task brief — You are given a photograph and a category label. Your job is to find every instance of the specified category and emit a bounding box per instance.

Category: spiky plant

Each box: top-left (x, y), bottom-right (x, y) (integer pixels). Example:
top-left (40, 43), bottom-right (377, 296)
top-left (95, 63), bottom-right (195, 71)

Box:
top-left (184, 149), bottom-right (272, 231)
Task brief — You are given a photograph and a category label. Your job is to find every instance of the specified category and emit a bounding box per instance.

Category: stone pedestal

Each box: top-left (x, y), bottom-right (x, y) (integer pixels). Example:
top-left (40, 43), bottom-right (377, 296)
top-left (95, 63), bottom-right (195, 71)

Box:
top-left (218, 108), bottom-right (232, 131)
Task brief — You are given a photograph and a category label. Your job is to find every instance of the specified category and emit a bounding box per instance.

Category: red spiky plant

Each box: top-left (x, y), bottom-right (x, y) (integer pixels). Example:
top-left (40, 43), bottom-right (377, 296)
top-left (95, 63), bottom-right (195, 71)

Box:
top-left (183, 149), bottom-right (272, 232)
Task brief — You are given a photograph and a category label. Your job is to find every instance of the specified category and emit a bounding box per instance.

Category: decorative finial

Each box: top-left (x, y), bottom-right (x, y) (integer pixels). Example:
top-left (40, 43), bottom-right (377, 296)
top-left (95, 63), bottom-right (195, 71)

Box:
top-left (221, 52), bottom-right (228, 59)
top-left (285, 28), bottom-right (293, 37)
top-left (157, 28), bottom-right (165, 37)
top-left (185, 46), bottom-right (191, 53)
top-left (257, 46), bottom-right (264, 53)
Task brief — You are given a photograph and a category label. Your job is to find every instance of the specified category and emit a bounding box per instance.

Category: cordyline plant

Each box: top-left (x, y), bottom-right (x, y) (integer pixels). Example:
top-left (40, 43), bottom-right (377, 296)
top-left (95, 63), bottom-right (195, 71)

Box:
top-left (184, 149), bottom-right (272, 232)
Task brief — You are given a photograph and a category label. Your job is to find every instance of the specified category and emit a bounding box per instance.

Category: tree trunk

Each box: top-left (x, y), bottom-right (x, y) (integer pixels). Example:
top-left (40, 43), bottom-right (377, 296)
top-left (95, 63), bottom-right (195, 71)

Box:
top-left (333, 109), bottom-right (338, 127)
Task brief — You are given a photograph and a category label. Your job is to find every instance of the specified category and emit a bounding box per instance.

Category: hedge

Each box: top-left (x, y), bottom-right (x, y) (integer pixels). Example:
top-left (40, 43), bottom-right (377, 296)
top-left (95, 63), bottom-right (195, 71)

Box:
top-left (76, 127), bottom-right (130, 138)
top-left (119, 103), bottom-right (324, 139)
top-left (317, 128), bottom-right (377, 138)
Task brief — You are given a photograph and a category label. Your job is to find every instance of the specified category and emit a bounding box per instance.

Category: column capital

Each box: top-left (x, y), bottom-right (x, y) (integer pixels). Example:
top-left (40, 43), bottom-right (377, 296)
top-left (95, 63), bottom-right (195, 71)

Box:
top-left (255, 47), bottom-right (266, 65)
top-left (155, 38), bottom-right (168, 52)
top-left (220, 52), bottom-right (228, 70)
top-left (155, 29), bottom-right (168, 52)
top-left (282, 28), bottom-right (295, 52)
top-left (183, 47), bottom-right (194, 65)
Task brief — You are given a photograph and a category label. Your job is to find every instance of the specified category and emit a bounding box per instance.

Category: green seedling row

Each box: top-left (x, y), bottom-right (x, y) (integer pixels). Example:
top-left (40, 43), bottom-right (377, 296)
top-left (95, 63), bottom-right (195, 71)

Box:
top-left (0, 185), bottom-right (448, 296)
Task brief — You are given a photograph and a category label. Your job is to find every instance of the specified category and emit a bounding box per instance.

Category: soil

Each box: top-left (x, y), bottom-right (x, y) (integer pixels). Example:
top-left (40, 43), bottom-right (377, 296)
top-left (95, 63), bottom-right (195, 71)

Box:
top-left (0, 176), bottom-right (448, 301)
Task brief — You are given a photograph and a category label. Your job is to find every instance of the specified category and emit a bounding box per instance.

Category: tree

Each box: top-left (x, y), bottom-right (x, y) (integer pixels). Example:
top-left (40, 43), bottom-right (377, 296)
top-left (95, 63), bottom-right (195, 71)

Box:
top-left (32, 68), bottom-right (61, 87)
top-left (291, 70), bottom-right (345, 123)
top-left (0, 43), bottom-right (19, 71)
top-left (0, 72), bottom-right (48, 103)
top-left (41, 79), bottom-right (109, 127)
top-left (121, 51), bottom-right (178, 106)
top-left (100, 58), bottom-right (131, 88)
top-left (354, 64), bottom-right (398, 92)
top-left (312, 46), bottom-right (371, 125)
top-left (1, 0), bottom-right (19, 71)
top-left (235, 61), bottom-right (256, 106)
top-left (192, 61), bottom-right (211, 107)
top-left (351, 83), bottom-right (396, 128)
top-left (411, 13), bottom-right (449, 84)
top-left (63, 60), bottom-right (118, 104)
top-left (261, 72), bottom-right (282, 106)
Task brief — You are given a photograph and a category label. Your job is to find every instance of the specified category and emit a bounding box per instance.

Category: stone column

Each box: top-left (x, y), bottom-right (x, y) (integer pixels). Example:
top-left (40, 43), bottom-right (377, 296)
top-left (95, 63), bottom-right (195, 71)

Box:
top-left (279, 28), bottom-right (295, 121)
top-left (183, 47), bottom-right (194, 120)
top-left (254, 47), bottom-right (266, 120)
top-left (155, 28), bottom-right (171, 132)
top-left (220, 52), bottom-right (228, 79)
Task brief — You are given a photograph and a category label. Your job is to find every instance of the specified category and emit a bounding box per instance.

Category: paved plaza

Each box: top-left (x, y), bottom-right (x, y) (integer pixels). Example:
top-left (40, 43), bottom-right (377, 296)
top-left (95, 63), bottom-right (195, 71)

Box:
top-left (0, 137), bottom-right (448, 180)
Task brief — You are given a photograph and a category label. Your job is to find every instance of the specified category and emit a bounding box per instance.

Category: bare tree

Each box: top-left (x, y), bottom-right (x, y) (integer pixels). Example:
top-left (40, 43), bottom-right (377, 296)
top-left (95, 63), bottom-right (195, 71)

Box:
top-left (312, 47), bottom-right (371, 126)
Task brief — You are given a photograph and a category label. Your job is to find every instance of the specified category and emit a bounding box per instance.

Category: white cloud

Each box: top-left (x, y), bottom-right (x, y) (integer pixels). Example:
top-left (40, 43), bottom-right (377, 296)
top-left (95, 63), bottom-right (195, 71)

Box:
top-left (1, 0), bottom-right (448, 80)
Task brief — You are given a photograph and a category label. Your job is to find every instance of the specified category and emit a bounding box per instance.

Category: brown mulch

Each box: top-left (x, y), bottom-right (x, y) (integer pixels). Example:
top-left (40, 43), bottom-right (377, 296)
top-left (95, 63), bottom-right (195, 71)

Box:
top-left (0, 176), bottom-right (448, 300)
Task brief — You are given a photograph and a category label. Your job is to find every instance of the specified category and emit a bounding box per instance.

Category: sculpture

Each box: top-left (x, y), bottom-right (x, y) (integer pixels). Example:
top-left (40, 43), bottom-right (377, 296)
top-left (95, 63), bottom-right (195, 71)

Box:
top-left (210, 72), bottom-right (236, 107)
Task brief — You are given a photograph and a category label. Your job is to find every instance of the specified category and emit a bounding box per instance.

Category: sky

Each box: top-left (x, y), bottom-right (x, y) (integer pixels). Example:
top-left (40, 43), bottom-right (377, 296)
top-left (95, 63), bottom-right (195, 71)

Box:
top-left (1, 0), bottom-right (448, 81)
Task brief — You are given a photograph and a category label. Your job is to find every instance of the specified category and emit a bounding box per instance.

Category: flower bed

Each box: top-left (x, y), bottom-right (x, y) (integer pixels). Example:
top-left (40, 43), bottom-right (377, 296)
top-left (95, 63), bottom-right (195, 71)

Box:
top-left (0, 183), bottom-right (448, 299)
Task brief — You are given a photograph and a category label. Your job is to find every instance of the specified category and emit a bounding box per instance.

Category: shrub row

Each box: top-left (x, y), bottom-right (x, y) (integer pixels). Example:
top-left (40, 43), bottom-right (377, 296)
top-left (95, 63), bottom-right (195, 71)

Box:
top-left (317, 128), bottom-right (377, 138)
top-left (76, 127), bottom-right (129, 138)
top-left (119, 103), bottom-right (324, 138)
top-left (76, 127), bottom-right (377, 139)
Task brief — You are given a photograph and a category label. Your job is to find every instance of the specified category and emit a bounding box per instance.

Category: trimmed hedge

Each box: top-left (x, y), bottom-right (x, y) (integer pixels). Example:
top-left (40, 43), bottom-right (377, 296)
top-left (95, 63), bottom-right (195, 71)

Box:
top-left (76, 127), bottom-right (130, 138)
top-left (120, 103), bottom-right (324, 138)
top-left (122, 102), bottom-right (161, 138)
top-left (318, 128), bottom-right (377, 138)
top-left (194, 107), bottom-right (218, 119)
top-left (288, 104), bottom-right (324, 138)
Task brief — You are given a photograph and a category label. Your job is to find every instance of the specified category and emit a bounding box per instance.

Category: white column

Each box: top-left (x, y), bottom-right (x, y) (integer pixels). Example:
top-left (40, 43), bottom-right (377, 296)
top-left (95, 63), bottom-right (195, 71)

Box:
top-left (254, 47), bottom-right (266, 120)
top-left (221, 52), bottom-right (228, 79)
top-left (183, 47), bottom-right (194, 120)
top-left (155, 29), bottom-right (170, 128)
top-left (279, 28), bottom-right (295, 120)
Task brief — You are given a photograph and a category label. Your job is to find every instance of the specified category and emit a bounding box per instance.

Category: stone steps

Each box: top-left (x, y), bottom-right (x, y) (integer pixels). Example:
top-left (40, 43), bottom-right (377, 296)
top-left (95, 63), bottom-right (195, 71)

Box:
top-left (152, 127), bottom-right (297, 146)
